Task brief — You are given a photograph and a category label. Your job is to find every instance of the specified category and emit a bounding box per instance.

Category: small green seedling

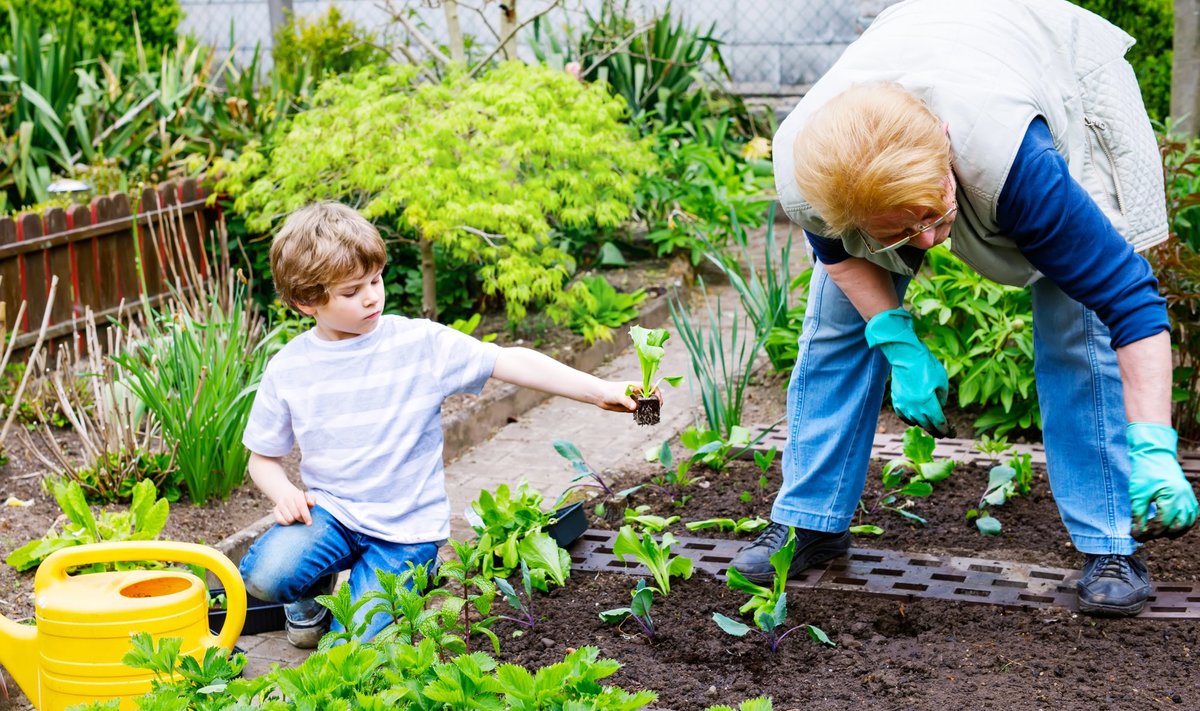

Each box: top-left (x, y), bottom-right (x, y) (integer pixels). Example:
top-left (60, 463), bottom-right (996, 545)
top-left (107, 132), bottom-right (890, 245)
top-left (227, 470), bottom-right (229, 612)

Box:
top-left (646, 439), bottom-right (700, 506)
top-left (599, 578), bottom-right (656, 638)
top-left (627, 325), bottom-right (684, 425)
top-left (612, 524), bottom-right (693, 596)
top-left (494, 561), bottom-right (537, 632)
top-left (685, 516), bottom-right (769, 534)
top-left (623, 505), bottom-right (680, 532)
top-left (860, 426), bottom-right (956, 529)
top-left (966, 452), bottom-right (1034, 535)
top-left (553, 438), bottom-right (642, 517)
top-left (704, 697), bottom-right (775, 711)
top-left (713, 528), bottom-right (834, 653)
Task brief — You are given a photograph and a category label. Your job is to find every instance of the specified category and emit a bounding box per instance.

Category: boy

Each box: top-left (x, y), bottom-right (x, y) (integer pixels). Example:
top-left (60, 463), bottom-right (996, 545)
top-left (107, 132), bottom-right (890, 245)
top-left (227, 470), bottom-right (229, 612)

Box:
top-left (238, 201), bottom-right (644, 647)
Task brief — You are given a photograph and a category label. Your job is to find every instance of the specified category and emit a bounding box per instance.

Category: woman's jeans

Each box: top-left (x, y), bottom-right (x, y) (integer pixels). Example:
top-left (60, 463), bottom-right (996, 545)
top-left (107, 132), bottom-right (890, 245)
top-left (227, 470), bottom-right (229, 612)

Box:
top-left (773, 261), bottom-right (1135, 555)
top-left (239, 505), bottom-right (440, 641)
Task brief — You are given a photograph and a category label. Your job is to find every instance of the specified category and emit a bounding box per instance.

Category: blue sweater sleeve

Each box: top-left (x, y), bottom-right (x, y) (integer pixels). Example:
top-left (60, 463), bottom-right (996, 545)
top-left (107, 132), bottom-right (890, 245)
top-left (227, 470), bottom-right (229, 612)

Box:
top-left (805, 229), bottom-right (852, 264)
top-left (996, 118), bottom-right (1167, 348)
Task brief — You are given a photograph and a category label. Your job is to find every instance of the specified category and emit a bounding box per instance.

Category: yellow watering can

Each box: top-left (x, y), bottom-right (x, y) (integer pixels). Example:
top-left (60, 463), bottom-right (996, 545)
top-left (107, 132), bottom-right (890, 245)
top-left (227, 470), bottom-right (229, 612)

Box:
top-left (0, 541), bottom-right (247, 711)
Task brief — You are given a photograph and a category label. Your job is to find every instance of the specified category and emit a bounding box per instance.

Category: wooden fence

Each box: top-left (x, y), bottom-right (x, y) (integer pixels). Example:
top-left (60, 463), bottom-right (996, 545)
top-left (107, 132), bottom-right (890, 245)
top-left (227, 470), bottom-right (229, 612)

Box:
top-left (0, 178), bottom-right (219, 356)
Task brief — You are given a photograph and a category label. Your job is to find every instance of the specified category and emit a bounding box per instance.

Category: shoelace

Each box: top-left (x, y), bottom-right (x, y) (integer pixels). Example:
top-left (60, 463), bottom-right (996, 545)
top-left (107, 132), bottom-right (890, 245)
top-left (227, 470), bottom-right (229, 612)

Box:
top-left (1088, 554), bottom-right (1135, 583)
top-left (752, 522), bottom-right (789, 549)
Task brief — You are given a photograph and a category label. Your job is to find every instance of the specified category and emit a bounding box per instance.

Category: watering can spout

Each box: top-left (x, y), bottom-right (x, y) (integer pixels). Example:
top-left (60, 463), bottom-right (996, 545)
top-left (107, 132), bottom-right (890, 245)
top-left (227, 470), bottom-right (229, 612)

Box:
top-left (0, 612), bottom-right (39, 706)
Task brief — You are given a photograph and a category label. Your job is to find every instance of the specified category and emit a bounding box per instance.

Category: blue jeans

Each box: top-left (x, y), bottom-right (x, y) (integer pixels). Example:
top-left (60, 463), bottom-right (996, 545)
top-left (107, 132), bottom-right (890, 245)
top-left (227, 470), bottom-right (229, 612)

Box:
top-left (772, 262), bottom-right (1135, 556)
top-left (239, 506), bottom-right (440, 641)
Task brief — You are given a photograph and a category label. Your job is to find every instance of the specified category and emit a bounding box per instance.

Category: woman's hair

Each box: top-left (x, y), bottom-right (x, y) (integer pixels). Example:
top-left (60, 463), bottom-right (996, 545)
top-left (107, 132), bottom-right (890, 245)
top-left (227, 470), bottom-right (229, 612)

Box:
top-left (793, 82), bottom-right (952, 236)
top-left (270, 201), bottom-right (388, 308)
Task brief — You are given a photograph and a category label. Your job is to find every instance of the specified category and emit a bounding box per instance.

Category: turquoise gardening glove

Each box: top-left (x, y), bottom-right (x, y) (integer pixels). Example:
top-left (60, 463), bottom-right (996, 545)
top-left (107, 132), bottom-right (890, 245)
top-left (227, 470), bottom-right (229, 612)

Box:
top-left (864, 308), bottom-right (953, 438)
top-left (1127, 422), bottom-right (1198, 542)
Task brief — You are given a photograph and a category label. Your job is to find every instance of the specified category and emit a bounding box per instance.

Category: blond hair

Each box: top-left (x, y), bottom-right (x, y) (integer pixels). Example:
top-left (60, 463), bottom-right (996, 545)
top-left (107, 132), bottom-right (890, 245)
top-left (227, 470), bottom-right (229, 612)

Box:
top-left (793, 83), bottom-right (952, 237)
top-left (270, 202), bottom-right (388, 309)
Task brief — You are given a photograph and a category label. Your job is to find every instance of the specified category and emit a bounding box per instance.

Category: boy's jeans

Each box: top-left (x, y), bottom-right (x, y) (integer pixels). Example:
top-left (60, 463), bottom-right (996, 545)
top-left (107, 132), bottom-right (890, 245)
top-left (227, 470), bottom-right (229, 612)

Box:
top-left (239, 505), bottom-right (440, 641)
top-left (772, 262), bottom-right (1135, 556)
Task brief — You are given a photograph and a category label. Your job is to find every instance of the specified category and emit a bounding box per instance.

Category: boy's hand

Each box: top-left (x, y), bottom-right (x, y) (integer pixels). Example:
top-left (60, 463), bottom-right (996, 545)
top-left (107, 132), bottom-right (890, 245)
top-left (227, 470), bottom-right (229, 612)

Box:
top-left (598, 381), bottom-right (659, 413)
top-left (274, 488), bottom-right (317, 526)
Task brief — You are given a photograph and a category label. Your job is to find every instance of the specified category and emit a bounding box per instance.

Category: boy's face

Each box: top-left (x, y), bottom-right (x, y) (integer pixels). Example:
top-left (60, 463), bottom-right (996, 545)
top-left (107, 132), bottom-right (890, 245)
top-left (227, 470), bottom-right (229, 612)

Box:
top-left (297, 269), bottom-right (385, 341)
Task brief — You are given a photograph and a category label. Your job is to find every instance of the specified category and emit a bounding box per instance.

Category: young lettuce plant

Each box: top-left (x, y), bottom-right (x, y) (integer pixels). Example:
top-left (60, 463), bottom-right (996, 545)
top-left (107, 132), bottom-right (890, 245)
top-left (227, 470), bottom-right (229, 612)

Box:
top-left (598, 578), bottom-right (657, 638)
top-left (685, 516), bottom-right (769, 534)
top-left (966, 452), bottom-right (1034, 535)
top-left (712, 527), bottom-right (835, 652)
top-left (613, 524), bottom-right (694, 596)
top-left (856, 426), bottom-right (956, 533)
top-left (623, 505), bottom-right (680, 533)
top-left (627, 324), bottom-right (684, 425)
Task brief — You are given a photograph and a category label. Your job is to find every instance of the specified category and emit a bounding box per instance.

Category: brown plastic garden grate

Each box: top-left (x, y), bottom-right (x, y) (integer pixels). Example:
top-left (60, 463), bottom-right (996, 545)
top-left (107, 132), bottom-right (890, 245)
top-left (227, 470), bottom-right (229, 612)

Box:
top-left (743, 425), bottom-right (1200, 481)
top-left (569, 530), bottom-right (1200, 619)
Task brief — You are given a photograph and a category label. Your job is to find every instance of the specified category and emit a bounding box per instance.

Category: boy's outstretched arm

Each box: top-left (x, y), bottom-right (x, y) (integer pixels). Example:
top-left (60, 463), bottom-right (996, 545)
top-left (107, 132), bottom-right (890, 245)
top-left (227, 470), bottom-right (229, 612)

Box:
top-left (491, 346), bottom-right (642, 413)
top-left (248, 452), bottom-right (316, 526)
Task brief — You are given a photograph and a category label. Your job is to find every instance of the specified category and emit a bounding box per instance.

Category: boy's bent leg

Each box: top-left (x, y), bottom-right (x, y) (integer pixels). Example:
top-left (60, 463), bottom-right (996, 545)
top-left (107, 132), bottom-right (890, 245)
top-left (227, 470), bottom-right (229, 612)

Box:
top-left (345, 538), bottom-right (441, 642)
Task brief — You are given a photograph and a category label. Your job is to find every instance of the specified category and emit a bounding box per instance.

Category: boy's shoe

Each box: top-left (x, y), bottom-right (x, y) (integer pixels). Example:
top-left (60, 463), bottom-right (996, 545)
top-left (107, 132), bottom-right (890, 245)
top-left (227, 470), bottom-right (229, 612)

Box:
top-left (285, 575), bottom-right (336, 649)
top-left (1076, 553), bottom-right (1151, 617)
top-left (729, 522), bottom-right (850, 584)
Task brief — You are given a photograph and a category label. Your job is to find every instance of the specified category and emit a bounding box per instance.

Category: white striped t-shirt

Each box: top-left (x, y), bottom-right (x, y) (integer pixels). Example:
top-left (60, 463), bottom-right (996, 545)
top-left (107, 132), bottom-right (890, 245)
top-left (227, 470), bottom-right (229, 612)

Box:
top-left (243, 315), bottom-right (500, 543)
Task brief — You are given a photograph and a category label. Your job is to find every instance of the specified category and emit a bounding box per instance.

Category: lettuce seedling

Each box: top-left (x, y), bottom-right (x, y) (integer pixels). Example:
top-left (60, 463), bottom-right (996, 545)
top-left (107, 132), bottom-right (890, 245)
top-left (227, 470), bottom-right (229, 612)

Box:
top-left (705, 697), bottom-right (775, 711)
top-left (599, 578), bottom-right (656, 638)
top-left (495, 561), bottom-right (537, 631)
top-left (612, 524), bottom-right (694, 596)
top-left (861, 426), bottom-right (957, 529)
top-left (627, 324), bottom-right (684, 425)
top-left (966, 452), bottom-right (1034, 535)
top-left (685, 516), bottom-right (769, 534)
top-left (713, 527), bottom-right (834, 652)
top-left (624, 505), bottom-right (680, 533)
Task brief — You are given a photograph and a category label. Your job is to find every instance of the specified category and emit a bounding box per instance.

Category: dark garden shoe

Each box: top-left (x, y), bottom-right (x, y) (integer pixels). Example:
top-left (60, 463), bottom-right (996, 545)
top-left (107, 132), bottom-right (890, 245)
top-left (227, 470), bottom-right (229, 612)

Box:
top-left (729, 522), bottom-right (850, 585)
top-left (285, 574), bottom-right (337, 648)
top-left (1076, 553), bottom-right (1151, 617)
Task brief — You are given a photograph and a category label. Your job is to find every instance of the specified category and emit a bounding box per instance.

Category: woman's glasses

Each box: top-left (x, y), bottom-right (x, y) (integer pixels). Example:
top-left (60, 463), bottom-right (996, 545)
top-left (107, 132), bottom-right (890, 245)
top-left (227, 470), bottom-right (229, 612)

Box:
top-left (860, 202), bottom-right (957, 255)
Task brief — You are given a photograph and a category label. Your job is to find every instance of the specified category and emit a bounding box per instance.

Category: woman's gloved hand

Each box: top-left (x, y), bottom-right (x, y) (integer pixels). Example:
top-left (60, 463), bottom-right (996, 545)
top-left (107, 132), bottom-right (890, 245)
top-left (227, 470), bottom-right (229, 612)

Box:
top-left (864, 308), bottom-right (952, 438)
top-left (1127, 422), bottom-right (1198, 541)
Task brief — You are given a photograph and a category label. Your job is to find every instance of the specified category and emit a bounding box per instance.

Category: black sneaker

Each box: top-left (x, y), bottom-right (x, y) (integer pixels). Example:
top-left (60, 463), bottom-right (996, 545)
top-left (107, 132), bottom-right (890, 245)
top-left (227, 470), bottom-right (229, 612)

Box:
top-left (1076, 554), bottom-right (1151, 617)
top-left (284, 574), bottom-right (336, 648)
top-left (729, 522), bottom-right (850, 584)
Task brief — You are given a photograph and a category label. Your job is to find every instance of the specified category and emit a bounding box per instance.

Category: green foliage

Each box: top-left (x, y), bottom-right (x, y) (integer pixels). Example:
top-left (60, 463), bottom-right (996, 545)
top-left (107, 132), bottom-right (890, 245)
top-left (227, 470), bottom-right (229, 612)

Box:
top-left (1150, 126), bottom-right (1200, 440)
top-left (712, 528), bottom-right (834, 653)
top-left (0, 0), bottom-right (181, 60)
top-left (553, 438), bottom-right (643, 516)
top-left (907, 246), bottom-right (1039, 437)
top-left (684, 516), bottom-right (769, 534)
top-left (272, 6), bottom-right (386, 80)
top-left (220, 61), bottom-right (655, 323)
top-left (599, 578), bottom-right (657, 638)
top-left (554, 274), bottom-right (646, 343)
top-left (447, 312), bottom-right (498, 343)
top-left (494, 561), bottom-right (537, 630)
top-left (762, 267), bottom-right (813, 373)
top-left (111, 279), bottom-right (281, 505)
top-left (6, 479), bottom-right (168, 571)
top-left (623, 504), bottom-right (680, 532)
top-left (468, 482), bottom-right (570, 590)
top-left (705, 206), bottom-right (796, 372)
top-left (1068, 0), bottom-right (1172, 121)
top-left (966, 452), bottom-right (1035, 535)
top-left (677, 423), bottom-right (754, 473)
top-left (628, 324), bottom-right (684, 397)
top-left (860, 427), bottom-right (957, 528)
top-left (706, 698), bottom-right (775, 711)
top-left (79, 629), bottom-right (657, 710)
top-left (612, 524), bottom-right (693, 596)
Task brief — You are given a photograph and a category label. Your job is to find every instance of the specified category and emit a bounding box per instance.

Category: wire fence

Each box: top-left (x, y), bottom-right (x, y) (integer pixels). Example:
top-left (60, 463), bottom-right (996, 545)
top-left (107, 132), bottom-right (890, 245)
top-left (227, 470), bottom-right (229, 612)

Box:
top-left (178, 0), bottom-right (901, 98)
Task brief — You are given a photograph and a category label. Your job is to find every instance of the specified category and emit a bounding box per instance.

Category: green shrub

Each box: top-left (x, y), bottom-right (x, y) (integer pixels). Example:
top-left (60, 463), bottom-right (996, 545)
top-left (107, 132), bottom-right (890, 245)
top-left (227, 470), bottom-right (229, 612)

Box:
top-left (272, 6), bottom-right (386, 79)
top-left (1069, 0), bottom-right (1172, 121)
top-left (218, 61), bottom-right (656, 324)
top-left (0, 0), bottom-right (181, 60)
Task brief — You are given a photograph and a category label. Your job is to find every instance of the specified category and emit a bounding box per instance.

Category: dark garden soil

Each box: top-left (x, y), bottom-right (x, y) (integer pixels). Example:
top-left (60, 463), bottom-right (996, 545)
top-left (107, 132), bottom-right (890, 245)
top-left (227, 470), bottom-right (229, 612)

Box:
top-left (492, 440), bottom-right (1200, 710)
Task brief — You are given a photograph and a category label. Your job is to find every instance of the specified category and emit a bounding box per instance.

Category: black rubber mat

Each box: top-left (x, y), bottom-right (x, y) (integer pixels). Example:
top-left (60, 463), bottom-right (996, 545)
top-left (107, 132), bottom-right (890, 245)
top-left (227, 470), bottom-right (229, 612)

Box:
top-left (570, 530), bottom-right (1200, 619)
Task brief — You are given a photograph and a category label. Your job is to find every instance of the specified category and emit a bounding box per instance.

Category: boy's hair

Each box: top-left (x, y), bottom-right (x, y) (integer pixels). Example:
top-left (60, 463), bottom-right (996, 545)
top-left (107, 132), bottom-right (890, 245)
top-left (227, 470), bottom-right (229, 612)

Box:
top-left (793, 82), bottom-right (952, 237)
top-left (270, 202), bottom-right (388, 308)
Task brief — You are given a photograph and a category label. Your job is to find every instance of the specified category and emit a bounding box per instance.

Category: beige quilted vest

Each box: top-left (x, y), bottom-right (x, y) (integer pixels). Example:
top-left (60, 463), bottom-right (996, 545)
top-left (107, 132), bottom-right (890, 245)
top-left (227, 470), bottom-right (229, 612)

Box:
top-left (774, 0), bottom-right (1168, 286)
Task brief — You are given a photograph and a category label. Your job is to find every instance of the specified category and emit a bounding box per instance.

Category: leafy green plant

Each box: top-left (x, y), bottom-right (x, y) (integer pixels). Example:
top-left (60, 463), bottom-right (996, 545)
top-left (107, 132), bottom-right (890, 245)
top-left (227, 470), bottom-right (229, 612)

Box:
top-left (612, 524), bottom-right (693, 596)
top-left (494, 561), bottom-right (537, 631)
top-left (219, 61), bottom-right (655, 323)
top-left (1, 1), bottom-right (181, 61)
top-left (447, 312), bottom-right (498, 343)
top-left (685, 516), bottom-right (769, 534)
top-left (112, 270), bottom-right (279, 505)
top-left (6, 479), bottom-right (168, 571)
top-left (671, 280), bottom-right (770, 441)
top-left (337, 562), bottom-right (447, 651)
top-left (554, 274), bottom-right (646, 344)
top-left (966, 452), bottom-right (1034, 535)
top-left (712, 528), bottom-right (834, 652)
top-left (645, 438), bottom-right (703, 505)
top-left (907, 246), bottom-right (1038, 437)
top-left (623, 505), bottom-right (680, 532)
top-left (628, 324), bottom-right (685, 399)
top-left (858, 427), bottom-right (956, 528)
top-left (677, 423), bottom-right (757, 473)
top-left (706, 698), bottom-right (775, 711)
top-left (552, 438), bottom-right (642, 517)
top-left (433, 539), bottom-right (501, 656)
top-left (599, 578), bottom-right (657, 638)
top-left (272, 5), bottom-right (386, 79)
top-left (468, 482), bottom-right (553, 579)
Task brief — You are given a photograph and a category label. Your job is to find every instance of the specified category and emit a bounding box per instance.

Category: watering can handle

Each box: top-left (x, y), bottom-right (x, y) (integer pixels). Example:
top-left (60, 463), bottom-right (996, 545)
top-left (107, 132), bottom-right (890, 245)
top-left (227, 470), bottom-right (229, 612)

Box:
top-left (34, 541), bottom-right (248, 651)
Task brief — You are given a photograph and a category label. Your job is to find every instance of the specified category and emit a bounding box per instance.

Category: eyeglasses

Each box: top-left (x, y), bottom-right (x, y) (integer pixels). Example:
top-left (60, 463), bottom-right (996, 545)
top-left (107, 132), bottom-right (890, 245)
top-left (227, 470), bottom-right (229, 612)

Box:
top-left (860, 202), bottom-right (957, 255)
